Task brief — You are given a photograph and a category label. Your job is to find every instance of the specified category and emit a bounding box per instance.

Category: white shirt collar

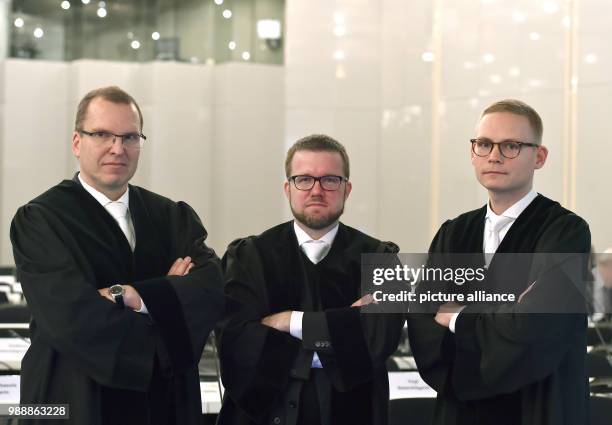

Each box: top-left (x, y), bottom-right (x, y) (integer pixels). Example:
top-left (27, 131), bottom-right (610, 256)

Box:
top-left (293, 221), bottom-right (339, 246)
top-left (486, 189), bottom-right (537, 221)
top-left (78, 172), bottom-right (129, 207)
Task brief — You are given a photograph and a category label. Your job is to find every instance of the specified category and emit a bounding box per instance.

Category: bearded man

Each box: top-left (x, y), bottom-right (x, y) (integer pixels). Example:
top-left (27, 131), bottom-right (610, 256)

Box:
top-left (216, 134), bottom-right (404, 425)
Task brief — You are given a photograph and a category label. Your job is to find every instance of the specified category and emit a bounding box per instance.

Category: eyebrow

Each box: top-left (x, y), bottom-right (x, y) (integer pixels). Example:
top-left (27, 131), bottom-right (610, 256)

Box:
top-left (474, 137), bottom-right (522, 143)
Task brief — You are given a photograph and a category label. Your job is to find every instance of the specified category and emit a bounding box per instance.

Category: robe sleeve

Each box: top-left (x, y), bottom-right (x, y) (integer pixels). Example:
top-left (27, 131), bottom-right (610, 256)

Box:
top-left (451, 214), bottom-right (590, 400)
top-left (217, 238), bottom-right (301, 423)
top-left (406, 220), bottom-right (456, 392)
top-left (409, 215), bottom-right (590, 400)
top-left (130, 201), bottom-right (225, 374)
top-left (11, 203), bottom-right (157, 391)
top-left (11, 201), bottom-right (224, 392)
top-left (301, 241), bottom-right (405, 391)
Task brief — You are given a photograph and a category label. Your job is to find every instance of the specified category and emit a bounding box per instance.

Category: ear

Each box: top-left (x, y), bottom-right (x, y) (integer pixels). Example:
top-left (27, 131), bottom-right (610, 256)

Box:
top-left (534, 145), bottom-right (548, 169)
top-left (284, 180), bottom-right (290, 200)
top-left (72, 131), bottom-right (81, 158)
top-left (344, 180), bottom-right (352, 200)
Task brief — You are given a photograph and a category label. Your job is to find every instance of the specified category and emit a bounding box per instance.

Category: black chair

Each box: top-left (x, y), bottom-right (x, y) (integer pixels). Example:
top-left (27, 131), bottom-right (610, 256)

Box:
top-left (590, 395), bottom-right (612, 425)
top-left (388, 398), bottom-right (435, 425)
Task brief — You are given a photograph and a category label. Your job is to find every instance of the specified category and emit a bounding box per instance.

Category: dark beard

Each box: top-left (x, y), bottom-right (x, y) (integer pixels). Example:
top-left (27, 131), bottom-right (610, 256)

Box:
top-left (291, 205), bottom-right (344, 230)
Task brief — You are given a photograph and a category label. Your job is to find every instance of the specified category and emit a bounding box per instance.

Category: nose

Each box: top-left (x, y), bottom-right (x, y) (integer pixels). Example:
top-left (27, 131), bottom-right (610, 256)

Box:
top-left (108, 136), bottom-right (126, 155)
top-left (488, 144), bottom-right (503, 163)
top-left (310, 179), bottom-right (325, 195)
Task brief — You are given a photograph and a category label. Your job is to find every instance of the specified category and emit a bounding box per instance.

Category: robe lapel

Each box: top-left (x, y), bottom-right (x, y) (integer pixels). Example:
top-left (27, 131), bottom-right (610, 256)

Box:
top-left (128, 186), bottom-right (169, 280)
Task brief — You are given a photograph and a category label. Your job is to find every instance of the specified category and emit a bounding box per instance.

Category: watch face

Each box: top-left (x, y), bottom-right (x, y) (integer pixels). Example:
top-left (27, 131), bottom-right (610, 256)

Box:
top-left (109, 285), bottom-right (123, 296)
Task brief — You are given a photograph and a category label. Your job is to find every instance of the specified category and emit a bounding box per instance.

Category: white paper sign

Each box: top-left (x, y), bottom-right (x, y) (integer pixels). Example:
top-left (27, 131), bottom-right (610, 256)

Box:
top-left (388, 371), bottom-right (437, 399)
top-left (0, 375), bottom-right (20, 403)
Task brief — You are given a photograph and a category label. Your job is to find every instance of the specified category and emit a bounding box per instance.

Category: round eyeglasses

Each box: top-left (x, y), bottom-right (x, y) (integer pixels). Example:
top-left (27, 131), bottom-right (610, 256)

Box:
top-left (470, 138), bottom-right (538, 159)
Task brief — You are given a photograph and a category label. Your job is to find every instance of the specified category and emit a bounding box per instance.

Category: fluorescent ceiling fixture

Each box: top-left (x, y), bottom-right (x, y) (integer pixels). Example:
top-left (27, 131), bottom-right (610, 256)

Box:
top-left (257, 20), bottom-right (281, 39)
top-left (333, 50), bottom-right (345, 61)
top-left (151, 32), bottom-right (160, 40)
top-left (222, 9), bottom-right (232, 19)
top-left (82, 0), bottom-right (90, 4)
top-left (333, 12), bottom-right (345, 25)
top-left (241, 51), bottom-right (251, 61)
top-left (585, 54), bottom-right (597, 64)
top-left (33, 27), bottom-right (44, 38)
top-left (529, 32), bottom-right (541, 41)
top-left (228, 41), bottom-right (236, 50)
top-left (61, 1), bottom-right (71, 10)
top-left (562, 16), bottom-right (571, 28)
top-left (14, 17), bottom-right (24, 28)
top-left (490, 74), bottom-right (502, 84)
top-left (131, 40), bottom-right (141, 49)
top-left (97, 7), bottom-right (107, 18)
top-left (214, 0), bottom-right (223, 4)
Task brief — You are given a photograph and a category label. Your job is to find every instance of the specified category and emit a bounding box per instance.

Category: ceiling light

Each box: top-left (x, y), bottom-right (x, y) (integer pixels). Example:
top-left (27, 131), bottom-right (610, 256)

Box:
top-left (241, 51), bottom-right (250, 61)
top-left (131, 40), bottom-right (140, 49)
top-left (14, 17), bottom-right (24, 28)
top-left (33, 27), bottom-right (44, 38)
top-left (421, 52), bottom-right (435, 62)
top-left (151, 32), bottom-right (160, 40)
top-left (222, 9), bottom-right (232, 19)
top-left (97, 7), bottom-right (107, 18)
top-left (61, 1), bottom-right (71, 10)
top-left (228, 41), bottom-right (236, 50)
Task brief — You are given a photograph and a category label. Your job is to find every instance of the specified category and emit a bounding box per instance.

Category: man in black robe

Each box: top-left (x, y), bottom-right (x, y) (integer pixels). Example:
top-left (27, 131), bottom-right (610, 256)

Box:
top-left (408, 99), bottom-right (590, 425)
top-left (217, 134), bottom-right (403, 425)
top-left (10, 86), bottom-right (225, 425)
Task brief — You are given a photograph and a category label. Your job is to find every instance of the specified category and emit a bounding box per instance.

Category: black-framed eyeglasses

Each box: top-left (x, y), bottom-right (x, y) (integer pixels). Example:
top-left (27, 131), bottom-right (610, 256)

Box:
top-left (79, 129), bottom-right (147, 150)
top-left (289, 175), bottom-right (348, 191)
top-left (470, 138), bottom-right (539, 159)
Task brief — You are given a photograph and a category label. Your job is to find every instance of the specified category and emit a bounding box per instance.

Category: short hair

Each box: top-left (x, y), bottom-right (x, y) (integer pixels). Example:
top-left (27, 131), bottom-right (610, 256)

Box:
top-left (285, 134), bottom-right (350, 179)
top-left (74, 86), bottom-right (144, 131)
top-left (481, 99), bottom-right (543, 144)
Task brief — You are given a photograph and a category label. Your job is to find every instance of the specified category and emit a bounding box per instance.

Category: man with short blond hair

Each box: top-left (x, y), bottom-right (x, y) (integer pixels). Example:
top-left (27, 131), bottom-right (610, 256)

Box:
top-left (408, 99), bottom-right (590, 425)
top-left (11, 86), bottom-right (224, 425)
top-left (217, 134), bottom-right (403, 425)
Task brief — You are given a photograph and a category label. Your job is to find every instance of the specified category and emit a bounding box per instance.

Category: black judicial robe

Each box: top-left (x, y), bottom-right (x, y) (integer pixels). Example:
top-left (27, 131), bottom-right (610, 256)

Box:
top-left (10, 177), bottom-right (225, 425)
top-left (407, 194), bottom-right (591, 425)
top-left (216, 221), bottom-right (404, 425)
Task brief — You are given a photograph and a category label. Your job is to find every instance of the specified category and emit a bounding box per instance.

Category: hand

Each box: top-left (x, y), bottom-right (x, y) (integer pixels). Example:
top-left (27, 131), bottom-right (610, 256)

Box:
top-left (261, 311), bottom-right (292, 333)
top-left (351, 293), bottom-right (376, 307)
top-left (434, 302), bottom-right (463, 328)
top-left (98, 285), bottom-right (142, 311)
top-left (167, 257), bottom-right (194, 276)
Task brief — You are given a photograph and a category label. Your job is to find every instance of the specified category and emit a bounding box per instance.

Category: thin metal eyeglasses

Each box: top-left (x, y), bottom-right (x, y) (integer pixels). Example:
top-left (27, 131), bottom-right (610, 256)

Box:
top-left (289, 175), bottom-right (348, 191)
top-left (79, 129), bottom-right (147, 150)
top-left (470, 138), bottom-right (539, 159)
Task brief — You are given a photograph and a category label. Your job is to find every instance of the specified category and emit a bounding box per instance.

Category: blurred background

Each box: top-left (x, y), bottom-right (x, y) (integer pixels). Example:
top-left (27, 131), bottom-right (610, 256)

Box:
top-left (1, 1), bottom-right (612, 423)
top-left (1, 0), bottom-right (611, 263)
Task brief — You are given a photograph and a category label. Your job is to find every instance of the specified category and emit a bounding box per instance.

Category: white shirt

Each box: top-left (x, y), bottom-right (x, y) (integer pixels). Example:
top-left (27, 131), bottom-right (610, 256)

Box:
top-left (289, 221), bottom-right (339, 368)
top-left (449, 189), bottom-right (538, 333)
top-left (78, 173), bottom-right (148, 314)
